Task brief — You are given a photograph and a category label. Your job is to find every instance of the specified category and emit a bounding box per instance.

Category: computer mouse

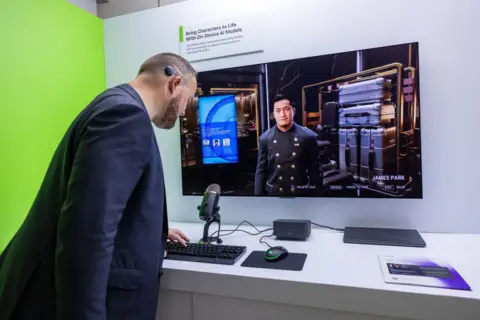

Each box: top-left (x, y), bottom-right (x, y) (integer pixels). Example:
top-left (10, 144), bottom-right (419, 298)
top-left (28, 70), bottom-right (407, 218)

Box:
top-left (264, 246), bottom-right (288, 262)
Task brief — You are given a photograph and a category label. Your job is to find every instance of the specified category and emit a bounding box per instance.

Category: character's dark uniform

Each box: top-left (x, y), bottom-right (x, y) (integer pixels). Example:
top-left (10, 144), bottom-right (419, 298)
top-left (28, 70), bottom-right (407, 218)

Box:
top-left (255, 122), bottom-right (321, 196)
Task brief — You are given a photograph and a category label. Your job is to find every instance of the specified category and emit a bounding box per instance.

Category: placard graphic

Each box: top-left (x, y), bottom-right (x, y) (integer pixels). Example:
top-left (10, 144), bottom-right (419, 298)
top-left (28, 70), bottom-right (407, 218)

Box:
top-left (179, 14), bottom-right (263, 62)
top-left (379, 256), bottom-right (472, 291)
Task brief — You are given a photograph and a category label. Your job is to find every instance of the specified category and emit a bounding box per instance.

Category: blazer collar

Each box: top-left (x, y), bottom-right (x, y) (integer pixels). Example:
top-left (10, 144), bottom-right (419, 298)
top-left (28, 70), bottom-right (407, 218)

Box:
top-left (275, 122), bottom-right (297, 133)
top-left (117, 83), bottom-right (148, 113)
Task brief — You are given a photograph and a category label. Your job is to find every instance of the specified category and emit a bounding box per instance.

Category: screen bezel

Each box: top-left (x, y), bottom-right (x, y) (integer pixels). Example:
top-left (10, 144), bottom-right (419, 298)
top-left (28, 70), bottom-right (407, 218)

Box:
top-left (179, 41), bottom-right (422, 199)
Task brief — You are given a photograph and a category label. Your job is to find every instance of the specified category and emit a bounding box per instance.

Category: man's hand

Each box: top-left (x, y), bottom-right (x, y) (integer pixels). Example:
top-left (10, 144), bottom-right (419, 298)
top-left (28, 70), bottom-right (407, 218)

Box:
top-left (167, 228), bottom-right (190, 246)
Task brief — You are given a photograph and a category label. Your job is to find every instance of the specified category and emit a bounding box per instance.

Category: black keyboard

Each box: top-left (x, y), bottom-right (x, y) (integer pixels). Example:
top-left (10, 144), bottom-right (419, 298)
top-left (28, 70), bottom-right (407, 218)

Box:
top-left (165, 242), bottom-right (247, 265)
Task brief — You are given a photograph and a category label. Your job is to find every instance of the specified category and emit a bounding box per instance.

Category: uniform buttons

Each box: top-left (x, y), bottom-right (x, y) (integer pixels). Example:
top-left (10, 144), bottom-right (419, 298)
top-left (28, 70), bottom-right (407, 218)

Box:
top-left (292, 152), bottom-right (296, 156)
top-left (276, 153), bottom-right (279, 157)
top-left (291, 187), bottom-right (295, 192)
top-left (291, 176), bottom-right (294, 180)
top-left (294, 137), bottom-right (298, 141)
top-left (277, 165), bottom-right (281, 168)
top-left (291, 164), bottom-right (295, 168)
top-left (279, 176), bottom-right (283, 180)
top-left (273, 140), bottom-right (277, 144)
top-left (279, 188), bottom-right (283, 192)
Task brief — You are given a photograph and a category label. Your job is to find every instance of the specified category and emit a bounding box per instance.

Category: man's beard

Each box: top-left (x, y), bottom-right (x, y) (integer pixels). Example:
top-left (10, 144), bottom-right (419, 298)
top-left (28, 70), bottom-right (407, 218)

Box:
top-left (154, 97), bottom-right (180, 129)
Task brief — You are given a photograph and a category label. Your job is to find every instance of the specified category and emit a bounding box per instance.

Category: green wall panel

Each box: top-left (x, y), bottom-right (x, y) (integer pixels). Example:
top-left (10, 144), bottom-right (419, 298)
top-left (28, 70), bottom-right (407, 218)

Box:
top-left (0, 0), bottom-right (106, 251)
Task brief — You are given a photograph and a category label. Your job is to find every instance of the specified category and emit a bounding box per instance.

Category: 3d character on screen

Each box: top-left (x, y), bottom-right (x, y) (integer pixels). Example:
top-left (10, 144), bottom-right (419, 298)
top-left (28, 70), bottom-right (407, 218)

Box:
top-left (254, 94), bottom-right (321, 196)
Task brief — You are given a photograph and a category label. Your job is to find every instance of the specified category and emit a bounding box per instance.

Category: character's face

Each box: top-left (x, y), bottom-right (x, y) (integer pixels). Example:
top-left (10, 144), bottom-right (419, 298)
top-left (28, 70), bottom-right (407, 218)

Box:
top-left (273, 99), bottom-right (295, 128)
top-left (153, 76), bottom-right (197, 129)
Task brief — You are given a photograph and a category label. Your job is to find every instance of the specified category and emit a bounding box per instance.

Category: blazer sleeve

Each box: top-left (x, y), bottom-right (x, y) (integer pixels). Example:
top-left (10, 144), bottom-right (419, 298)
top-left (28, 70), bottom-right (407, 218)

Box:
top-left (254, 137), bottom-right (268, 195)
top-left (307, 135), bottom-right (322, 189)
top-left (55, 103), bottom-right (152, 320)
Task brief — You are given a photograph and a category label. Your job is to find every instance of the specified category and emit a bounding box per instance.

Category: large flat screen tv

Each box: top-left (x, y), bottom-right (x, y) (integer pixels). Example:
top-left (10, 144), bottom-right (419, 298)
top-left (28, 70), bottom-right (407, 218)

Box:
top-left (179, 42), bottom-right (422, 198)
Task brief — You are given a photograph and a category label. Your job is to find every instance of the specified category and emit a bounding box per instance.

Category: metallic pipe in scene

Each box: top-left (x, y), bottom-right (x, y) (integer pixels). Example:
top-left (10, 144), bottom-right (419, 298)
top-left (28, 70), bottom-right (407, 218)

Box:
top-left (258, 73), bottom-right (265, 143)
top-left (317, 89), bottom-right (323, 124)
top-left (356, 50), bottom-right (364, 73)
top-left (301, 89), bottom-right (306, 126)
top-left (254, 94), bottom-right (259, 147)
top-left (395, 66), bottom-right (404, 172)
top-left (348, 70), bottom-right (397, 84)
top-left (301, 62), bottom-right (403, 103)
top-left (404, 66), bottom-right (417, 131)
top-left (408, 44), bottom-right (412, 68)
top-left (264, 64), bottom-right (271, 130)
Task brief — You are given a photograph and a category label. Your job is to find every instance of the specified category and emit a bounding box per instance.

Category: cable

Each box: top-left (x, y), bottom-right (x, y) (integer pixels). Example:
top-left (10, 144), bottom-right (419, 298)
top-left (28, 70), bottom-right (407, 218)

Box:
top-left (206, 220), bottom-right (344, 249)
top-left (209, 220), bottom-right (275, 249)
top-left (259, 233), bottom-right (275, 248)
top-left (209, 220), bottom-right (272, 239)
top-left (215, 220), bottom-right (221, 239)
top-left (310, 221), bottom-right (344, 232)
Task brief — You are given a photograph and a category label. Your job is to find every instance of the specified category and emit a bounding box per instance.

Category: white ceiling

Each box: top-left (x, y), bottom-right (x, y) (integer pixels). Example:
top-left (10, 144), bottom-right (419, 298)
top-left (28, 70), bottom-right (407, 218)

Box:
top-left (67, 0), bottom-right (190, 18)
top-left (66, 0), bottom-right (98, 15)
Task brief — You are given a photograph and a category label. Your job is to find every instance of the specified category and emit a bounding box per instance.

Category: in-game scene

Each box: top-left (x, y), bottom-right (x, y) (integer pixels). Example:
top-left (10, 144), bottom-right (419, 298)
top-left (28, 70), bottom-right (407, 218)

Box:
top-left (179, 42), bottom-right (422, 198)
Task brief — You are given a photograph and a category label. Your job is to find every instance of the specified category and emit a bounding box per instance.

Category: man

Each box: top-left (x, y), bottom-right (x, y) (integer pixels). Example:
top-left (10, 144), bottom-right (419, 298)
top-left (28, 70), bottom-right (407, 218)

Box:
top-left (254, 94), bottom-right (322, 196)
top-left (0, 53), bottom-right (197, 320)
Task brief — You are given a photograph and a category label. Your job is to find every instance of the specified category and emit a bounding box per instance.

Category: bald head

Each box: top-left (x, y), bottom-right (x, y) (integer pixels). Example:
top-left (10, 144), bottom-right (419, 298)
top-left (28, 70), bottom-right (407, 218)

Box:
top-left (131, 53), bottom-right (198, 130)
top-left (138, 52), bottom-right (197, 85)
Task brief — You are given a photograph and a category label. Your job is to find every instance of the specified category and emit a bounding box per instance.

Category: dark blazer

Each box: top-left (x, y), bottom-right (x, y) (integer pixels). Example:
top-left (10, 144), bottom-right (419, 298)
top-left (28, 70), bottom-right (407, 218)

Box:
top-left (0, 84), bottom-right (169, 320)
top-left (254, 122), bottom-right (321, 196)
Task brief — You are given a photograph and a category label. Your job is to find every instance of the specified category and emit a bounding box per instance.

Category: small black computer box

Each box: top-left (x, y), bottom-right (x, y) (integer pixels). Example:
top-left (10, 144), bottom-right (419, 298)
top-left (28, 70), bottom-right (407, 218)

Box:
top-left (273, 219), bottom-right (311, 241)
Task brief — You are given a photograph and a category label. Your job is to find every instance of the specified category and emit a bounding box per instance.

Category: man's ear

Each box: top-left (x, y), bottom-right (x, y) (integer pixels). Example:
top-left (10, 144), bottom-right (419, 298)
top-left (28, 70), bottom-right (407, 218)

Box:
top-left (292, 107), bottom-right (296, 115)
top-left (168, 76), bottom-right (182, 94)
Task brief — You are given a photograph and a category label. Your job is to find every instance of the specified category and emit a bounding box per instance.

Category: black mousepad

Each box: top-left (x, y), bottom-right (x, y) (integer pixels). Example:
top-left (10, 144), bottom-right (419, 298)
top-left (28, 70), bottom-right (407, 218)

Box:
top-left (241, 251), bottom-right (307, 271)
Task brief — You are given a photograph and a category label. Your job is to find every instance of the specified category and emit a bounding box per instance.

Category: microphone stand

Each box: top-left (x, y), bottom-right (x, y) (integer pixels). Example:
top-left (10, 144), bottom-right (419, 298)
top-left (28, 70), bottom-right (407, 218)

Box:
top-left (199, 206), bottom-right (223, 244)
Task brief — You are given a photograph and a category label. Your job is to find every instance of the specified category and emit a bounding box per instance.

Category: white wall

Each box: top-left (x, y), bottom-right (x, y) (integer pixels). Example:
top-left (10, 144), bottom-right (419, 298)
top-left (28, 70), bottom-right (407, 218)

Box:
top-left (66, 0), bottom-right (97, 15)
top-left (104, 0), bottom-right (480, 233)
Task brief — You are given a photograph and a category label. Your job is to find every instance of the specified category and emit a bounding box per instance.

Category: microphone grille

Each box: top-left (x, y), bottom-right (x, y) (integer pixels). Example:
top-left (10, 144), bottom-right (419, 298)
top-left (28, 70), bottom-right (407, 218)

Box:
top-left (206, 183), bottom-right (221, 194)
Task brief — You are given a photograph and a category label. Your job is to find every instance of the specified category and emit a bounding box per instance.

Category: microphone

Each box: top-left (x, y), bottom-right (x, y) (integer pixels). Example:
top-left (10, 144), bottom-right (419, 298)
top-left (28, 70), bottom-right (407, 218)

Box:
top-left (198, 183), bottom-right (221, 222)
top-left (198, 183), bottom-right (223, 244)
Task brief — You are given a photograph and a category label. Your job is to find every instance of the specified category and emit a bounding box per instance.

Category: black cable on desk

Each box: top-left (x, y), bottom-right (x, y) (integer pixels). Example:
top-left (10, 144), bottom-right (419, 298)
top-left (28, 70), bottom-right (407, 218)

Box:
top-left (209, 220), bottom-right (273, 239)
top-left (259, 233), bottom-right (275, 248)
top-left (207, 220), bottom-right (343, 249)
top-left (310, 221), bottom-right (344, 232)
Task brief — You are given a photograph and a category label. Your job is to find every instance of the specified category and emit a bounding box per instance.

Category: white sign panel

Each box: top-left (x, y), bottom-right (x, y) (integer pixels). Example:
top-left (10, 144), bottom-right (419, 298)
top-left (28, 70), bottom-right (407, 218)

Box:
top-left (179, 13), bottom-right (263, 62)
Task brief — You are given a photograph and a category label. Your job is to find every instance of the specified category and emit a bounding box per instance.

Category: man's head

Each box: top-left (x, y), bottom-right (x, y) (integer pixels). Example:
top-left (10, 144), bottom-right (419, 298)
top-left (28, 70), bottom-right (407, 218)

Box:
top-left (272, 94), bottom-right (295, 130)
top-left (133, 53), bottom-right (197, 129)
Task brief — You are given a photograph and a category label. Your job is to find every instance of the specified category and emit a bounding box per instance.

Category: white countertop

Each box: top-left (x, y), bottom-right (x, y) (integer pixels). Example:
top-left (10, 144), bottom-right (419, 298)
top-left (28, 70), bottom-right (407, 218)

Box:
top-left (161, 222), bottom-right (480, 320)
